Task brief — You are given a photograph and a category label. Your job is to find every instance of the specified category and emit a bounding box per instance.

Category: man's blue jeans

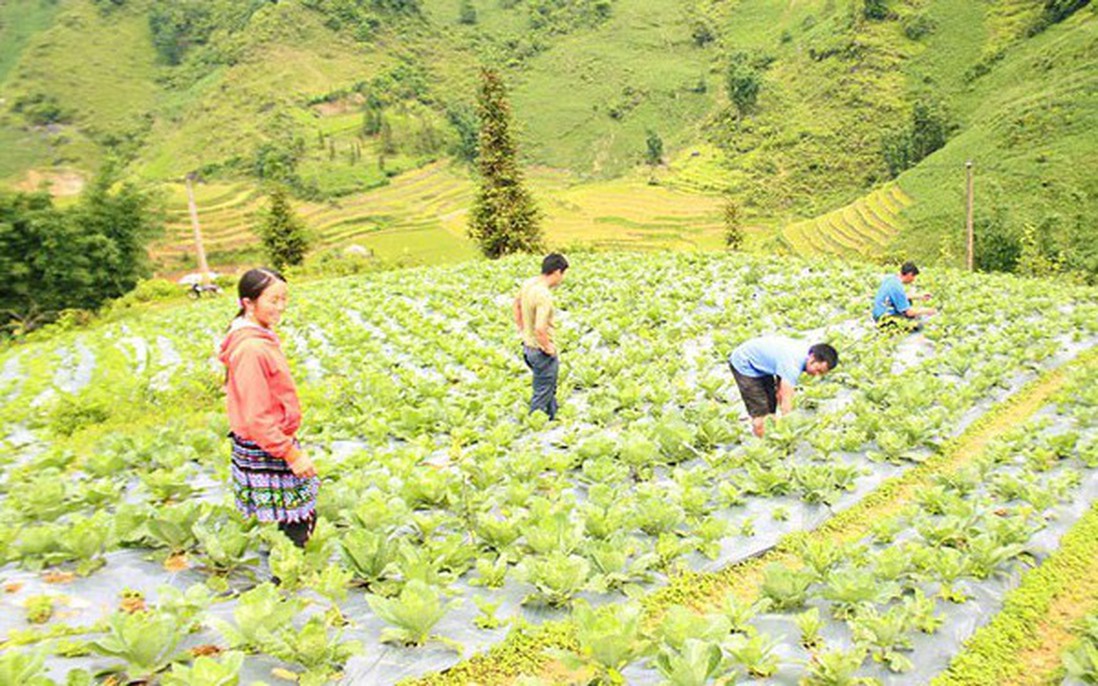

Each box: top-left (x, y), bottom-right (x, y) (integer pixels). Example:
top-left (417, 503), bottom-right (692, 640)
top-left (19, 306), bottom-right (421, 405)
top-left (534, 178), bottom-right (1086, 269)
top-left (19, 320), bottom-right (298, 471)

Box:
top-left (522, 345), bottom-right (559, 420)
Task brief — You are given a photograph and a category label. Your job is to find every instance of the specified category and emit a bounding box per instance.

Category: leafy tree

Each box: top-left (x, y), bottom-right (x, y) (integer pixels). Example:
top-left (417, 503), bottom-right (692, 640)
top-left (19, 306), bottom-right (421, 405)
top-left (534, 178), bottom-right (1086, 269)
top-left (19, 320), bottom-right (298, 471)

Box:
top-left (468, 69), bottom-right (543, 259)
top-left (0, 168), bottom-right (161, 332)
top-left (645, 130), bottom-right (664, 166)
top-left (1030, 0), bottom-right (1090, 34)
top-left (362, 102), bottom-right (384, 137)
top-left (902, 13), bottom-right (936, 40)
top-left (726, 53), bottom-right (761, 115)
top-left (528, 0), bottom-right (613, 33)
top-left (253, 136), bottom-right (304, 185)
top-left (11, 93), bottom-right (69, 126)
top-left (691, 19), bottom-right (716, 46)
top-left (722, 196), bottom-right (744, 250)
top-left (973, 207), bottom-right (1021, 274)
top-left (447, 105), bottom-right (479, 164)
top-left (909, 100), bottom-right (949, 161)
top-left (379, 118), bottom-right (397, 155)
top-left (1016, 223), bottom-right (1062, 278)
top-left (863, 0), bottom-right (889, 21)
top-left (880, 132), bottom-right (912, 179)
top-left (372, 0), bottom-right (422, 13)
top-left (881, 98), bottom-right (952, 177)
top-left (149, 1), bottom-right (215, 65)
top-left (257, 187), bottom-right (311, 270)
top-left (459, 0), bottom-right (477, 24)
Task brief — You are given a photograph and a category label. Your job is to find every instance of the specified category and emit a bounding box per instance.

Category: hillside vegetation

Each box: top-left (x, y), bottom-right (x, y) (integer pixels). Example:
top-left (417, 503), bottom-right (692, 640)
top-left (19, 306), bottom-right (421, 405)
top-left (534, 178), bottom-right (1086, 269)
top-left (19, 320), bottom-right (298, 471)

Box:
top-left (0, 0), bottom-right (1094, 277)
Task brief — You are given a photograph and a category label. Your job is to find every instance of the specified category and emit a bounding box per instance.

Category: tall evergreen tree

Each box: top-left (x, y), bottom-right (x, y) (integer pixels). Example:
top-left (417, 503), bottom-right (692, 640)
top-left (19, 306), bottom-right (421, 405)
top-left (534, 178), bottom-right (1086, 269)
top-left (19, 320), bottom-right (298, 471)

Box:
top-left (257, 186), bottom-right (310, 270)
top-left (468, 68), bottom-right (543, 259)
top-left (722, 195), bottom-right (744, 250)
top-left (645, 130), bottom-right (664, 166)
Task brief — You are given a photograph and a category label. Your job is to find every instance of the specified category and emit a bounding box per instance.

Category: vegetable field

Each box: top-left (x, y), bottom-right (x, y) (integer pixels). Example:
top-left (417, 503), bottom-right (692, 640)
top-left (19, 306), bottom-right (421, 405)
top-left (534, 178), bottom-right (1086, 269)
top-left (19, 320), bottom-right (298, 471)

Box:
top-left (1, 252), bottom-right (1097, 686)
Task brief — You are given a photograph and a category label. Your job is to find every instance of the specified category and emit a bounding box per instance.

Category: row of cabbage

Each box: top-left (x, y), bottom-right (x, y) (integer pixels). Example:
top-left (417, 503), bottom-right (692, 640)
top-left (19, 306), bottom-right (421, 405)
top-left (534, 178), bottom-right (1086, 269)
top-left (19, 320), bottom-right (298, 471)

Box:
top-left (552, 361), bottom-right (1098, 685)
top-left (0, 253), bottom-right (1095, 684)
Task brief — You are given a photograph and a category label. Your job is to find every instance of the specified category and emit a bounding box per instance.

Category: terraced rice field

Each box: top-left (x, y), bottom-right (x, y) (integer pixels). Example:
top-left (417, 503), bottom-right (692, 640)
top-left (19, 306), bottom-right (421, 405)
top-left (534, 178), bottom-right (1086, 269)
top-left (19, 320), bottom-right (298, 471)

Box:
top-left (154, 159), bottom-right (915, 275)
top-left (153, 163), bottom-right (478, 270)
top-left (781, 185), bottom-right (912, 260)
top-left (154, 164), bottom-right (733, 272)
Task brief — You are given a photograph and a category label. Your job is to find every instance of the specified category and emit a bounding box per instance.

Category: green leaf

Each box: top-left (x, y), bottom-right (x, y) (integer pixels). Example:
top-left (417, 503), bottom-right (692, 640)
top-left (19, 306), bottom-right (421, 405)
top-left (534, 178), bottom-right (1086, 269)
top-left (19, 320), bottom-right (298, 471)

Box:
top-left (366, 579), bottom-right (457, 646)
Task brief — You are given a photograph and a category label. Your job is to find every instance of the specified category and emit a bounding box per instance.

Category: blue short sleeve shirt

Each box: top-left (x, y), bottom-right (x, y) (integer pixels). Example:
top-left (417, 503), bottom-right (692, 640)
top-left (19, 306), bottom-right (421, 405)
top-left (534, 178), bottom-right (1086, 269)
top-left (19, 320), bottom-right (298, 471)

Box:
top-left (729, 336), bottom-right (809, 387)
top-left (872, 274), bottom-right (911, 320)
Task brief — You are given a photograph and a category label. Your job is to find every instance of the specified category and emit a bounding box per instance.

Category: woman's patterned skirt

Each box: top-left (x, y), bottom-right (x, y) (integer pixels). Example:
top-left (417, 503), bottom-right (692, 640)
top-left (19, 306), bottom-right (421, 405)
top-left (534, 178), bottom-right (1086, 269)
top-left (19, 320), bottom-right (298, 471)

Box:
top-left (230, 433), bottom-right (319, 524)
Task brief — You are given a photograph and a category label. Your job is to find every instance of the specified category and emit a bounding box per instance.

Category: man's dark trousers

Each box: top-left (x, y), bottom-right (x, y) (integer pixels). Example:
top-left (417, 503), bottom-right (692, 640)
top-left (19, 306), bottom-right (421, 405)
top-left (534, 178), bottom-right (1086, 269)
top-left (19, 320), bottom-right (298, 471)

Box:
top-left (522, 345), bottom-right (559, 419)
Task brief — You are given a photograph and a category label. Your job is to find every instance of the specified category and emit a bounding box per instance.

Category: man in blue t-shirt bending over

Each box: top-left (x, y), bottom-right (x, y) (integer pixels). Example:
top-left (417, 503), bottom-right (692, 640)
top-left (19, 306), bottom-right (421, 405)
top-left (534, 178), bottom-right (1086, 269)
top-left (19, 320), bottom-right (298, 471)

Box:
top-left (729, 336), bottom-right (838, 438)
top-left (872, 261), bottom-right (936, 333)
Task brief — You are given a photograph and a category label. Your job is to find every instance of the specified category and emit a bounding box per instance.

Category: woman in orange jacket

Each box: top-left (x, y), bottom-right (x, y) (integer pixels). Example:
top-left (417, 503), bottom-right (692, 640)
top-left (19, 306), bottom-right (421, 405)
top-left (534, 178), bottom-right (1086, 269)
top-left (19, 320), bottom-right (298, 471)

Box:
top-left (219, 268), bottom-right (319, 547)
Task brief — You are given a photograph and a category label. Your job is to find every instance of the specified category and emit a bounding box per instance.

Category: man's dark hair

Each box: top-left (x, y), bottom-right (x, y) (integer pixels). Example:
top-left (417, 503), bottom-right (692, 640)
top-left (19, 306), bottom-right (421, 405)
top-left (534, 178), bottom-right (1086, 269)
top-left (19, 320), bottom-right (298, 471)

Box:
top-left (809, 343), bottom-right (839, 370)
top-left (542, 253), bottom-right (569, 275)
top-left (900, 261), bottom-right (920, 276)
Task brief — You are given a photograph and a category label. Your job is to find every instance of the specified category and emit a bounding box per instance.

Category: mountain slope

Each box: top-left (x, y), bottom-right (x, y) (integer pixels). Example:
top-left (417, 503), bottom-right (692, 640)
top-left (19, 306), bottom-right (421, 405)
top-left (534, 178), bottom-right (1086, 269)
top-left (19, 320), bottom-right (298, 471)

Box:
top-left (0, 0), bottom-right (1093, 279)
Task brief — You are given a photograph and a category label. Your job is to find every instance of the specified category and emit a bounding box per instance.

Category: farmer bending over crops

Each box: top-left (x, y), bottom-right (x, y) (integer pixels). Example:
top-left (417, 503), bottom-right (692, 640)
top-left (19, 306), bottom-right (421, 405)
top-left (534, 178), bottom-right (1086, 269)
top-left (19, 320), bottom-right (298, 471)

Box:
top-left (729, 336), bottom-right (838, 438)
top-left (872, 261), bottom-right (936, 333)
top-left (515, 253), bottom-right (569, 420)
top-left (219, 268), bottom-right (319, 548)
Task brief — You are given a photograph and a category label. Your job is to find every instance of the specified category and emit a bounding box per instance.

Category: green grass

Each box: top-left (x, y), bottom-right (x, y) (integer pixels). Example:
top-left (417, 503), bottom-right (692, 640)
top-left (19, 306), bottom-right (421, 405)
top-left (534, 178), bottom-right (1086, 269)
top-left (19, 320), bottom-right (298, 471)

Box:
top-left (0, 122), bottom-right (49, 182)
top-left (684, 0), bottom-right (916, 217)
top-left (4, 1), bottom-right (159, 142)
top-left (136, 2), bottom-right (392, 181)
top-left (901, 0), bottom-right (987, 100)
top-left (343, 224), bottom-right (478, 265)
top-left (931, 502), bottom-right (1098, 686)
top-left (506, 0), bottom-right (716, 178)
top-left (0, 0), bottom-right (60, 86)
top-left (895, 5), bottom-right (1098, 269)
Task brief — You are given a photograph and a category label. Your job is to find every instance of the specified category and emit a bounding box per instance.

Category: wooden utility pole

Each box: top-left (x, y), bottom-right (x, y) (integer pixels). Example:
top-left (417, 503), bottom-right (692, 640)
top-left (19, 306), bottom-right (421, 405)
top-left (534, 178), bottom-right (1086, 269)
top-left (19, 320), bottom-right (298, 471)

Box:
top-left (965, 160), bottom-right (975, 271)
top-left (185, 172), bottom-right (211, 284)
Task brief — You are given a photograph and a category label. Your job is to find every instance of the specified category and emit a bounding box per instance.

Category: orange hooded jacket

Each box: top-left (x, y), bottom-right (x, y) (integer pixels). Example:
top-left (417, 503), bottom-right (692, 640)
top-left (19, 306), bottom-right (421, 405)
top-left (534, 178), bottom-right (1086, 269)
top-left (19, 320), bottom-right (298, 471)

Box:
top-left (219, 320), bottom-right (304, 466)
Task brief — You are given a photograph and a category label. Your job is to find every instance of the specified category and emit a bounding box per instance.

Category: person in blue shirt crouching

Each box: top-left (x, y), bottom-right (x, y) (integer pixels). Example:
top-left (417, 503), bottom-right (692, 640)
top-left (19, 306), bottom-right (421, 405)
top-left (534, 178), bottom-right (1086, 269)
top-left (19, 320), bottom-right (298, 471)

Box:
top-left (729, 336), bottom-right (838, 438)
top-left (872, 261), bottom-right (936, 333)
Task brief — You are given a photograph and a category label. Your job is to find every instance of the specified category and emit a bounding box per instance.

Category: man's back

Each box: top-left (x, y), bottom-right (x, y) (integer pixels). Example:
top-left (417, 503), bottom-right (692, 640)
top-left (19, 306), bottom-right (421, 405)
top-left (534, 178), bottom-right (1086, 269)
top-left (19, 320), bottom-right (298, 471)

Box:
top-left (730, 335), bottom-right (807, 385)
top-left (872, 274), bottom-right (910, 320)
top-left (519, 276), bottom-right (554, 350)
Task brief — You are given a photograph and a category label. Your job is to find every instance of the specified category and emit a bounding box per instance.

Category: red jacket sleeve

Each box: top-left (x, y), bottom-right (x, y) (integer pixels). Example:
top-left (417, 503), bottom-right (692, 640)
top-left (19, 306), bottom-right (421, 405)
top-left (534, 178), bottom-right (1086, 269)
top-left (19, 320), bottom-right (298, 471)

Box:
top-left (227, 342), bottom-right (302, 464)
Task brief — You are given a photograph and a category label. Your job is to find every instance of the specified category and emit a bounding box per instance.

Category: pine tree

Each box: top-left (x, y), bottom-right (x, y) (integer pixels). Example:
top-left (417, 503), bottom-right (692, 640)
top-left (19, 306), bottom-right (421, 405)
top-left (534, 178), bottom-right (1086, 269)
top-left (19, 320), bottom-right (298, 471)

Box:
top-left (379, 117), bottom-right (396, 155)
top-left (257, 186), bottom-right (310, 270)
top-left (468, 68), bottom-right (543, 259)
top-left (722, 195), bottom-right (744, 250)
top-left (645, 130), bottom-right (664, 166)
top-left (362, 103), bottom-right (383, 136)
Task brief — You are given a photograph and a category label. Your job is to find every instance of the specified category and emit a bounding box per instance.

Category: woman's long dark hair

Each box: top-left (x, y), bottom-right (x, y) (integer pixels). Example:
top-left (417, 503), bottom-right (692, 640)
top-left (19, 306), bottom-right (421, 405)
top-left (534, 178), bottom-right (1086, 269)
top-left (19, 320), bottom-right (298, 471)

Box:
top-left (230, 267), bottom-right (287, 327)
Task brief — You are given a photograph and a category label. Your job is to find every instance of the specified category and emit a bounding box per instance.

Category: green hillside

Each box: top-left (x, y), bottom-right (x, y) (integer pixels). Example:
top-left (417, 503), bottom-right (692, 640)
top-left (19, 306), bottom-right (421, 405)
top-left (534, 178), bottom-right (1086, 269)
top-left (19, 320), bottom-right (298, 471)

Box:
top-left (896, 4), bottom-right (1098, 276)
top-left (0, 0), bottom-right (1094, 278)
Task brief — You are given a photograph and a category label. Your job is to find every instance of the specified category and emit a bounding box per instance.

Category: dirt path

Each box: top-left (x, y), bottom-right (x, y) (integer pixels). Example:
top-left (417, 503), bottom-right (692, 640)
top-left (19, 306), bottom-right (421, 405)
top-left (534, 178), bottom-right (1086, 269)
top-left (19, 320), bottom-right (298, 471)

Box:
top-left (932, 502), bottom-right (1098, 686)
top-left (1011, 576), bottom-right (1098, 685)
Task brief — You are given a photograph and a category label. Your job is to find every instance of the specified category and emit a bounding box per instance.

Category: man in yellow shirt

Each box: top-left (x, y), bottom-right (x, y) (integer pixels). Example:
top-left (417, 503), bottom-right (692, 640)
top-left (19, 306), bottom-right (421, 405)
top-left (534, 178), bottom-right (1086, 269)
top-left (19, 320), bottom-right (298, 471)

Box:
top-left (514, 253), bottom-right (568, 419)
